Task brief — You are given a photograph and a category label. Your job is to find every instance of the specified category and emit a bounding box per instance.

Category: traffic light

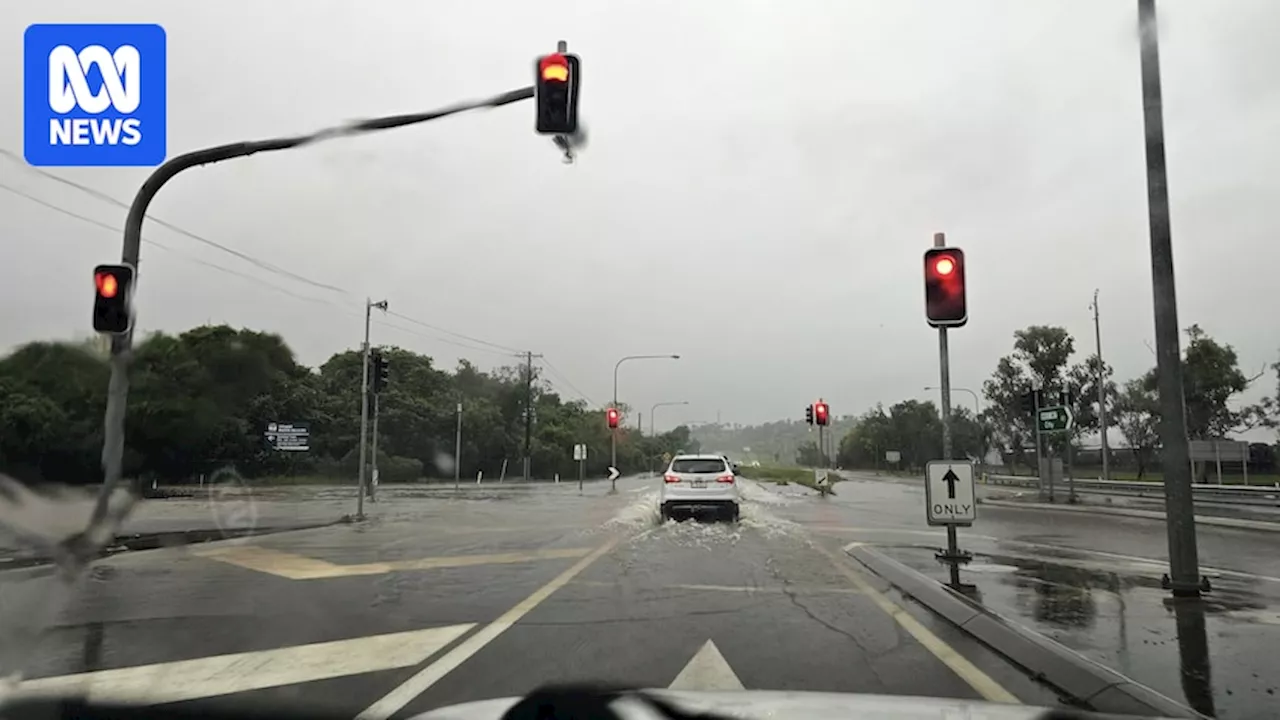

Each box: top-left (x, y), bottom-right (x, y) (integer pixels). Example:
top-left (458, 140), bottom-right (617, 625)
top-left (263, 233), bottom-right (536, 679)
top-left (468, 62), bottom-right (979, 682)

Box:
top-left (535, 52), bottom-right (581, 135)
top-left (606, 407), bottom-right (620, 429)
top-left (804, 405), bottom-right (814, 425)
top-left (92, 263), bottom-right (135, 334)
top-left (814, 401), bottom-right (830, 426)
top-left (370, 350), bottom-right (390, 393)
top-left (923, 247), bottom-right (967, 328)
top-left (1019, 390), bottom-right (1037, 416)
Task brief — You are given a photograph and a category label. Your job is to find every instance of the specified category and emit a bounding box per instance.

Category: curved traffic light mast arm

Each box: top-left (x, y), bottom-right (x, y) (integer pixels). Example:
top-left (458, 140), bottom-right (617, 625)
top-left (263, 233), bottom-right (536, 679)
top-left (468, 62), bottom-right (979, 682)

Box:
top-left (88, 85), bottom-right (537, 541)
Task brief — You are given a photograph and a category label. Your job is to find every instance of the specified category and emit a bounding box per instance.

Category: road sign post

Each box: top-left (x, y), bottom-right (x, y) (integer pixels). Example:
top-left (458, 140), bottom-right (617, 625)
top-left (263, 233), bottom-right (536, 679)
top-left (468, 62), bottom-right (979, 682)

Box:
top-left (925, 460), bottom-right (977, 591)
top-left (573, 443), bottom-right (587, 491)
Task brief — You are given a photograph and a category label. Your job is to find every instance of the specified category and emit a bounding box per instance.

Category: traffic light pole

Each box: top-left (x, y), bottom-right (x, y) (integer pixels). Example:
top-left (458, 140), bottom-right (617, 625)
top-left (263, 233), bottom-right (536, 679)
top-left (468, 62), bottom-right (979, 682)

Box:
top-left (454, 402), bottom-right (463, 492)
top-left (86, 85), bottom-right (539, 538)
top-left (1138, 0), bottom-right (1203, 596)
top-left (933, 232), bottom-right (965, 590)
top-left (357, 302), bottom-right (372, 518)
top-left (370, 392), bottom-right (381, 503)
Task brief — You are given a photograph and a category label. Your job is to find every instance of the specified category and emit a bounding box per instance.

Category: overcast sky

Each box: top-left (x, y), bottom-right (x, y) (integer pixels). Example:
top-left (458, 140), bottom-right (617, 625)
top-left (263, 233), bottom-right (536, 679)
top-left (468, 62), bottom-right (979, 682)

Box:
top-left (2, 0), bottom-right (1278, 436)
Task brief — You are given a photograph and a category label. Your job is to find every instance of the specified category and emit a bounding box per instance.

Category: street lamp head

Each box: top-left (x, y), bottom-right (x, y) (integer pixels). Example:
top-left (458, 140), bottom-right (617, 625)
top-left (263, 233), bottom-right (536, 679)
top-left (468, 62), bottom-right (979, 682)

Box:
top-left (670, 354), bottom-right (681, 359)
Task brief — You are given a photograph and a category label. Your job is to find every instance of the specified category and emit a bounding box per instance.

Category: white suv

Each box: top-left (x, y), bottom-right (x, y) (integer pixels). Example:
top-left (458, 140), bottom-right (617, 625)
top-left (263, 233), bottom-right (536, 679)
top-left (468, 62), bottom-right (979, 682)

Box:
top-left (660, 453), bottom-right (740, 522)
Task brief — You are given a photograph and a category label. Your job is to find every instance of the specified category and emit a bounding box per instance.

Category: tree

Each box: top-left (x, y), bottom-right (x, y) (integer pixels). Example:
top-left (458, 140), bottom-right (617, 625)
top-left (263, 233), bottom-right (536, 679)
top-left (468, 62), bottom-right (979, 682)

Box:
top-left (1113, 378), bottom-right (1159, 479)
top-left (982, 326), bottom-right (1075, 467)
top-left (1179, 325), bottom-right (1271, 438)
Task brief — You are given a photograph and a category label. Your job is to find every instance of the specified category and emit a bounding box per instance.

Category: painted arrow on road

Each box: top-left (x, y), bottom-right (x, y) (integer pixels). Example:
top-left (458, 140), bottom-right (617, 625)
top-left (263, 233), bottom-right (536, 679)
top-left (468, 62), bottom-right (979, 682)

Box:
top-left (942, 468), bottom-right (960, 499)
top-left (607, 466), bottom-right (620, 481)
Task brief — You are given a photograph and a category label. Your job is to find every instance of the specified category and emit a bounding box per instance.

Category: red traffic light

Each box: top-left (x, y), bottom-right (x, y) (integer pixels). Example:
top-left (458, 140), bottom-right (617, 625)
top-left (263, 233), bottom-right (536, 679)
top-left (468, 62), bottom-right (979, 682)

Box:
top-left (606, 407), bottom-right (620, 429)
top-left (539, 54), bottom-right (570, 82)
top-left (95, 271), bottom-right (119, 298)
top-left (814, 401), bottom-right (829, 426)
top-left (924, 247), bottom-right (967, 328)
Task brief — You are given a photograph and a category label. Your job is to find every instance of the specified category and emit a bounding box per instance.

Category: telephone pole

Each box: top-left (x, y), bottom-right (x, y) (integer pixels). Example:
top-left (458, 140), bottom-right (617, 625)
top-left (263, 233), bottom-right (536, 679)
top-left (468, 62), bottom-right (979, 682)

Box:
top-left (523, 352), bottom-right (543, 481)
top-left (1091, 290), bottom-right (1110, 481)
top-left (357, 298), bottom-right (388, 519)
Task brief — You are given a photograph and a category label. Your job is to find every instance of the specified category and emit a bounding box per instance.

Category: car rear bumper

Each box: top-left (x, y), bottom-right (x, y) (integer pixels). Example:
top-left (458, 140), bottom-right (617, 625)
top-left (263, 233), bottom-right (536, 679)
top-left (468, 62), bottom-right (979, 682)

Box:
top-left (661, 497), bottom-right (738, 512)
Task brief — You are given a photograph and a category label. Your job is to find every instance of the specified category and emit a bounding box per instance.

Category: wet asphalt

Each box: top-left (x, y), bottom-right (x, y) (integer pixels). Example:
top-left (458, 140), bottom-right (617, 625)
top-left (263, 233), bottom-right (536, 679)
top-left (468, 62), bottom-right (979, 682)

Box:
top-left (3, 472), bottom-right (1275, 717)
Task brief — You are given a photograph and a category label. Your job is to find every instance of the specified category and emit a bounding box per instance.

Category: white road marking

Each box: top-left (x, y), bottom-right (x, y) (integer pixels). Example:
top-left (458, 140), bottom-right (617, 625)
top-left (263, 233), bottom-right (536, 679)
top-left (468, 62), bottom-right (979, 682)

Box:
top-left (813, 543), bottom-right (1019, 704)
top-left (570, 580), bottom-right (860, 595)
top-left (668, 640), bottom-right (744, 691)
top-left (356, 538), bottom-right (619, 720)
top-left (14, 624), bottom-right (474, 705)
top-left (193, 545), bottom-right (592, 580)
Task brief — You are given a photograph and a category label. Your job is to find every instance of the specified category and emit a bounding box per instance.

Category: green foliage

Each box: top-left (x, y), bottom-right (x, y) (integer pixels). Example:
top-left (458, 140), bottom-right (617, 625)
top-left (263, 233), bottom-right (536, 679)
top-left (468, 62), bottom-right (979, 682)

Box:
top-left (0, 324), bottom-right (670, 485)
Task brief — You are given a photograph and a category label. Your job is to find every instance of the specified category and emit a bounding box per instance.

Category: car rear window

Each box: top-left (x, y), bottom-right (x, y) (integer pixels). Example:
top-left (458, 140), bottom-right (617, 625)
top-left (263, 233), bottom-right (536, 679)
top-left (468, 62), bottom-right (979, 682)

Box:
top-left (670, 458), bottom-right (728, 474)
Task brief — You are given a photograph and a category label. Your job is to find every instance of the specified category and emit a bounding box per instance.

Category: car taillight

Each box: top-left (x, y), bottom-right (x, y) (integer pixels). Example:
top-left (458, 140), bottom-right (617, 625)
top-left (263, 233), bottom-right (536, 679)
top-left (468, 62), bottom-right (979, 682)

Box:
top-left (664, 474), bottom-right (681, 483)
top-left (716, 474), bottom-right (735, 483)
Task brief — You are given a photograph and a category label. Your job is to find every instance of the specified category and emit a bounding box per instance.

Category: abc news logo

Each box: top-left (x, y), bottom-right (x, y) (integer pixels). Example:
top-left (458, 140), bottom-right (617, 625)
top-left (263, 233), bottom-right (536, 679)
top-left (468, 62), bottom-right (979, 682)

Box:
top-left (48, 44), bottom-right (144, 147)
top-left (23, 24), bottom-right (167, 167)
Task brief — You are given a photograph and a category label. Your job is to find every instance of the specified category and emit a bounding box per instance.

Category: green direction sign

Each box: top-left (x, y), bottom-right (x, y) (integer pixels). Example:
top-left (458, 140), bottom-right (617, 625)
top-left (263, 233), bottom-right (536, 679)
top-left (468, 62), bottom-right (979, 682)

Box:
top-left (1037, 405), bottom-right (1074, 433)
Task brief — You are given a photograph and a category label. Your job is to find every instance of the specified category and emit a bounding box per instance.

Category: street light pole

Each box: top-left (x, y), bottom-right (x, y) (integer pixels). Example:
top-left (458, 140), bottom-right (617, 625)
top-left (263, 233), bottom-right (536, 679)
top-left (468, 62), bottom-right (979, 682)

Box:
top-left (611, 354), bottom-right (681, 472)
top-left (925, 386), bottom-right (980, 417)
top-left (650, 401), bottom-right (690, 435)
top-left (1138, 0), bottom-right (1201, 596)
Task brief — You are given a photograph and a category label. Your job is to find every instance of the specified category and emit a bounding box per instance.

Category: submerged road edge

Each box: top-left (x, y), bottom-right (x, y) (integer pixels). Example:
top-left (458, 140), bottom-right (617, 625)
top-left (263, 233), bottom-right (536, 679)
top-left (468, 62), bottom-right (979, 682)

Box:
top-left (844, 544), bottom-right (1206, 720)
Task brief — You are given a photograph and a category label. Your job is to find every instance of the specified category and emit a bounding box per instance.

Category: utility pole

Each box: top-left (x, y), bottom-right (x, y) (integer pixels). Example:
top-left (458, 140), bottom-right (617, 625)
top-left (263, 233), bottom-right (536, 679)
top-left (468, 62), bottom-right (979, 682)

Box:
top-left (1139, 0), bottom-right (1202, 596)
top-left (454, 401), bottom-right (462, 492)
top-left (356, 298), bottom-right (388, 519)
top-left (1092, 290), bottom-right (1110, 482)
top-left (523, 351), bottom-right (538, 482)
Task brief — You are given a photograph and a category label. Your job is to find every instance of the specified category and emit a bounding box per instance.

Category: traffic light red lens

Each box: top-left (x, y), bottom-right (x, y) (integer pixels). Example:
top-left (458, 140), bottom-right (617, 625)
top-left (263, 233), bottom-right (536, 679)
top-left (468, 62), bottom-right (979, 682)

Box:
top-left (539, 55), bottom-right (569, 82)
top-left (934, 257), bottom-right (955, 276)
top-left (96, 273), bottom-right (118, 298)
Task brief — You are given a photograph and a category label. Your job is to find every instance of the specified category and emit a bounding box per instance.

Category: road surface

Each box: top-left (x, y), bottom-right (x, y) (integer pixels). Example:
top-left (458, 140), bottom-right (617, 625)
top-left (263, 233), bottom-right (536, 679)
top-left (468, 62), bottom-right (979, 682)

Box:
top-left (3, 475), bottom-right (1068, 718)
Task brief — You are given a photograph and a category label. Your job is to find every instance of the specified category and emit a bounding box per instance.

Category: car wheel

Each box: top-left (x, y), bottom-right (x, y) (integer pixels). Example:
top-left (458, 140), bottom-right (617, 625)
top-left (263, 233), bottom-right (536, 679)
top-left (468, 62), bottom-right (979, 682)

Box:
top-left (730, 505), bottom-right (740, 522)
top-left (659, 504), bottom-right (670, 523)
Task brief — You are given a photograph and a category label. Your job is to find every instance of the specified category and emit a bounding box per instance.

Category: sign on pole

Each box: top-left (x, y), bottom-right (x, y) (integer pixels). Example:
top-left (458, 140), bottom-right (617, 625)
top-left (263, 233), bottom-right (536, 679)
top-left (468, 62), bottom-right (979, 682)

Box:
top-left (885, 450), bottom-right (901, 464)
top-left (925, 460), bottom-right (976, 527)
top-left (1036, 406), bottom-right (1074, 434)
top-left (265, 422), bottom-right (309, 452)
top-left (572, 443), bottom-right (587, 461)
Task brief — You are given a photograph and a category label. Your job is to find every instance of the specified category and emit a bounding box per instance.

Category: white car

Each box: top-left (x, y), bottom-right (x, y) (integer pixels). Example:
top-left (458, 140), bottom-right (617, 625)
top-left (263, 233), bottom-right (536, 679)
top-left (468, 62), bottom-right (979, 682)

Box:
top-left (660, 453), bottom-right (740, 522)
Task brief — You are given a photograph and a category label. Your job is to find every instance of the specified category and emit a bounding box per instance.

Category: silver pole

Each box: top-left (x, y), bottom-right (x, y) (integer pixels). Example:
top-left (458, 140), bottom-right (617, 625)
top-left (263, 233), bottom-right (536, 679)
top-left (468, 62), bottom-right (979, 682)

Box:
top-left (934, 232), bottom-right (960, 589)
top-left (370, 392), bottom-right (380, 503)
top-left (1093, 290), bottom-right (1110, 481)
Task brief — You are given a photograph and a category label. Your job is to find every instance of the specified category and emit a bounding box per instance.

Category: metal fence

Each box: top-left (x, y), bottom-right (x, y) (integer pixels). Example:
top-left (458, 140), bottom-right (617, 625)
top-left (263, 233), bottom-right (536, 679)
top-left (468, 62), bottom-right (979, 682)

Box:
top-left (983, 473), bottom-right (1280, 507)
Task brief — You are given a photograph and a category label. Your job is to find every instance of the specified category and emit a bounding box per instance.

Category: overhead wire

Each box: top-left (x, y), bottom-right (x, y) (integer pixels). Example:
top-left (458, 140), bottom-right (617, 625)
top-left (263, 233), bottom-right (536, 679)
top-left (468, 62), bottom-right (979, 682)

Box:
top-left (0, 176), bottom-right (532, 360)
top-left (539, 356), bottom-right (597, 406)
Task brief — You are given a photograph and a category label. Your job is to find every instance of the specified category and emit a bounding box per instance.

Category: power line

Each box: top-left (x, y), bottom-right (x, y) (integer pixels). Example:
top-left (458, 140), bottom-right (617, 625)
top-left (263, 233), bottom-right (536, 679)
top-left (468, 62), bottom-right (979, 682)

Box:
top-left (384, 309), bottom-right (525, 354)
top-left (539, 356), bottom-right (597, 406)
top-left (1, 150), bottom-right (347, 296)
top-left (2, 169), bottom-right (531, 360)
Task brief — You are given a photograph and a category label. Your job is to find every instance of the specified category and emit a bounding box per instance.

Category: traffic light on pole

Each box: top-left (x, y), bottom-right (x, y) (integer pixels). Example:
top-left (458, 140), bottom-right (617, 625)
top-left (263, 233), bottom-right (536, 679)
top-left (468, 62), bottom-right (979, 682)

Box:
top-left (923, 247), bottom-right (968, 328)
top-left (371, 350), bottom-right (390, 394)
top-left (814, 401), bottom-right (830, 426)
top-left (92, 264), bottom-right (135, 334)
top-left (606, 407), bottom-right (620, 429)
top-left (804, 405), bottom-right (814, 425)
top-left (535, 52), bottom-right (581, 135)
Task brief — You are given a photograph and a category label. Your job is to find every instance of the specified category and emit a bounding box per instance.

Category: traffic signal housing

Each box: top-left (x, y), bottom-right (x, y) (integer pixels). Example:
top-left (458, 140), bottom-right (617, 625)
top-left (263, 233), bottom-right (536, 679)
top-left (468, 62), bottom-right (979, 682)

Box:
top-left (924, 247), bottom-right (967, 328)
top-left (1019, 390), bottom-right (1037, 416)
top-left (535, 52), bottom-right (581, 135)
top-left (804, 405), bottom-right (814, 425)
top-left (92, 263), bottom-right (135, 334)
top-left (814, 401), bottom-right (830, 426)
top-left (606, 407), bottom-right (620, 429)
top-left (371, 350), bottom-right (390, 393)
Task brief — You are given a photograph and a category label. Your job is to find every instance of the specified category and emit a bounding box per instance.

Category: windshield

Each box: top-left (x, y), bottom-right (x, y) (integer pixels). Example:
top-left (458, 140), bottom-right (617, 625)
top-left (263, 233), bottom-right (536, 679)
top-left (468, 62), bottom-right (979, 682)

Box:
top-left (669, 459), bottom-right (728, 474)
top-left (2, 3), bottom-right (1278, 720)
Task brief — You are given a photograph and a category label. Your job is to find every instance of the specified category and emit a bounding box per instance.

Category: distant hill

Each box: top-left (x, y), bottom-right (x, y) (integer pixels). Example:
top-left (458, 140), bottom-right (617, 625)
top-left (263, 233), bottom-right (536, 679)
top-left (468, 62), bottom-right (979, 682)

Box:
top-left (691, 416), bottom-right (856, 465)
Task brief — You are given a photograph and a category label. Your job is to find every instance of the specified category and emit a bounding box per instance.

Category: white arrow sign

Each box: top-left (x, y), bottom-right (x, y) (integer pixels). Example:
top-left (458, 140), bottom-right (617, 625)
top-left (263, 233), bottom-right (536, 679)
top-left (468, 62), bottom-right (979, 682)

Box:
top-left (607, 466), bottom-right (620, 481)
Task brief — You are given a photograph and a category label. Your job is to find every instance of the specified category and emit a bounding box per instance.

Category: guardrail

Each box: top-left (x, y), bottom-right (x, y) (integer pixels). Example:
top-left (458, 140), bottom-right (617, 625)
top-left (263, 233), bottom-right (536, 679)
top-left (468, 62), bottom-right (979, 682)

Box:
top-left (983, 473), bottom-right (1280, 506)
